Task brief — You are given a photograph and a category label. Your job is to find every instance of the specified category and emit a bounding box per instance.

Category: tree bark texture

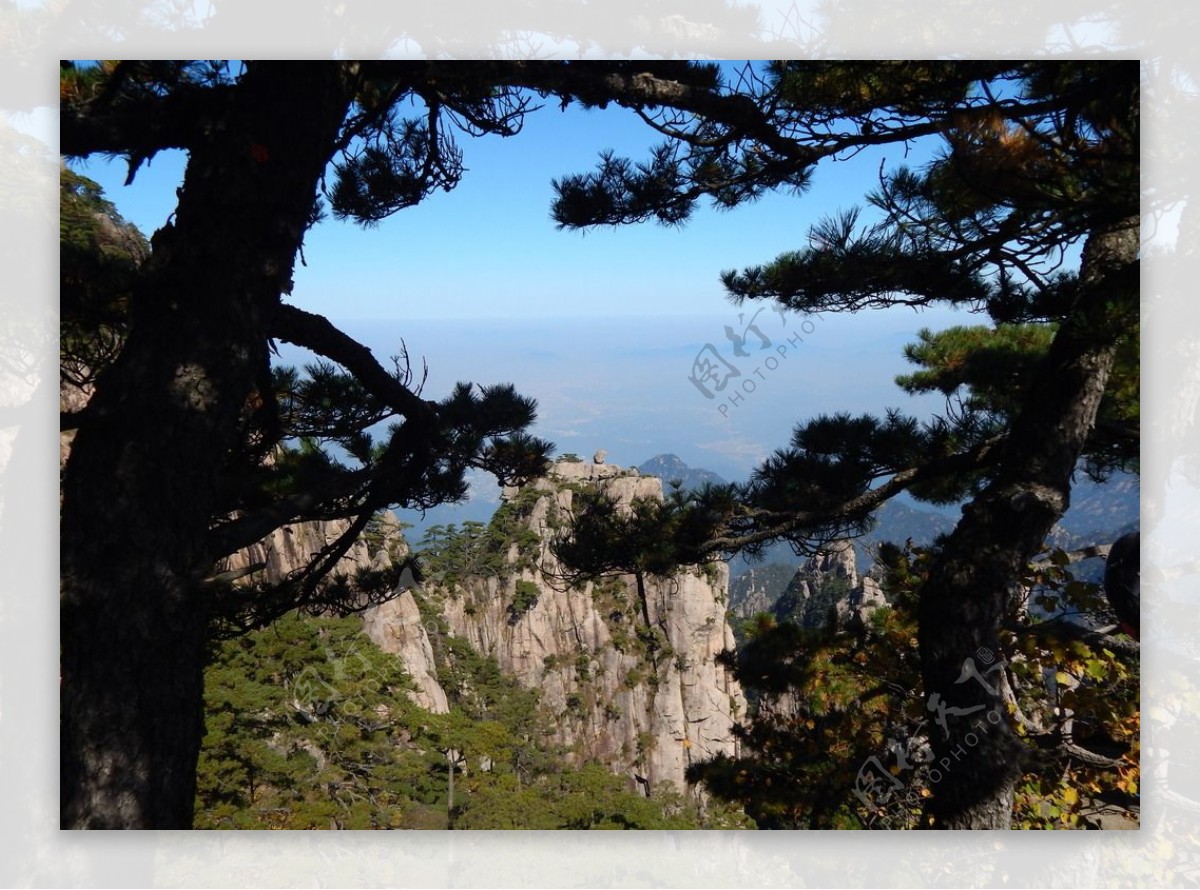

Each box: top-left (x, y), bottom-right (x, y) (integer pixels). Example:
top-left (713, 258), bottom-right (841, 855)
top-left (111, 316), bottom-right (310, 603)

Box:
top-left (60, 63), bottom-right (356, 828)
top-left (917, 221), bottom-right (1139, 829)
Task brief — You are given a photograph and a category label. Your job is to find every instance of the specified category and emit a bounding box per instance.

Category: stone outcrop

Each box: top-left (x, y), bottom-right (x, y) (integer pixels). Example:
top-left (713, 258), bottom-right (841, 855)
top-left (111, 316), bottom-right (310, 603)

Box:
top-left (219, 504), bottom-right (408, 586)
top-left (59, 378), bottom-right (93, 473)
top-left (728, 563), bottom-right (800, 620)
top-left (221, 508), bottom-right (447, 716)
top-left (375, 458), bottom-right (746, 794)
top-left (839, 574), bottom-right (888, 629)
top-left (362, 589), bottom-right (449, 714)
top-left (215, 456), bottom-right (743, 794)
top-left (772, 539), bottom-right (889, 631)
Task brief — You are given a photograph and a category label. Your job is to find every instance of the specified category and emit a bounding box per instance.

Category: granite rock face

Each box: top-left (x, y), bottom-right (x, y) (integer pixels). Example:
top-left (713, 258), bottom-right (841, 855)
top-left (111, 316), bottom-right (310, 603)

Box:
top-left (59, 378), bottom-right (93, 473)
top-left (220, 518), bottom-right (369, 582)
top-left (362, 589), bottom-right (449, 714)
top-left (728, 563), bottom-right (800, 620)
top-left (372, 459), bottom-right (746, 793)
top-left (771, 539), bottom-right (890, 631)
top-left (219, 507), bottom-right (447, 714)
top-left (215, 457), bottom-right (743, 793)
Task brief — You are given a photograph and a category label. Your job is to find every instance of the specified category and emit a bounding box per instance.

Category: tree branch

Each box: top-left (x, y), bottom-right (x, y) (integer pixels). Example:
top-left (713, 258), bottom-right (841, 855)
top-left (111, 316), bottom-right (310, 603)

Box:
top-left (1010, 615), bottom-right (1140, 658)
top-left (1033, 542), bottom-right (1112, 564)
top-left (207, 472), bottom-right (369, 560)
top-left (270, 304), bottom-right (435, 423)
top-left (209, 507), bottom-right (394, 636)
top-left (1056, 742), bottom-right (1129, 770)
top-left (60, 83), bottom-right (235, 159)
top-left (704, 438), bottom-right (998, 554)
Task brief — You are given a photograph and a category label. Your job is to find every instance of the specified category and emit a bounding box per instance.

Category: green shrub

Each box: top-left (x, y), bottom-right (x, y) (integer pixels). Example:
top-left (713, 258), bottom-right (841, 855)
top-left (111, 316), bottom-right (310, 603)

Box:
top-left (575, 652), bottom-right (592, 680)
top-left (509, 579), bottom-right (540, 621)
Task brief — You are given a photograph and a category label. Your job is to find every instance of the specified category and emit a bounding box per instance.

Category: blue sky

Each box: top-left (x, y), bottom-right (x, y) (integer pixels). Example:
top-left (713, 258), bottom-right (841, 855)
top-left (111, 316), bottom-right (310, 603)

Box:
top-left (72, 76), bottom-right (974, 488)
top-left (73, 78), bottom-right (952, 322)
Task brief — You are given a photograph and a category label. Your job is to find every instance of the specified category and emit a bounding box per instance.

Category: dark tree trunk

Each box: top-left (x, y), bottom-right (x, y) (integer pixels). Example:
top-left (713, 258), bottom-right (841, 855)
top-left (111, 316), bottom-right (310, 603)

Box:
top-left (60, 63), bottom-right (355, 828)
top-left (917, 222), bottom-right (1139, 829)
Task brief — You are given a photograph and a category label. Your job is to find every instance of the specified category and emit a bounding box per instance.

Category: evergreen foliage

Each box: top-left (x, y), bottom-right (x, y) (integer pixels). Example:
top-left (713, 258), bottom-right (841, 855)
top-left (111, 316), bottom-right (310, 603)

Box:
top-left (416, 485), bottom-right (544, 589)
top-left (895, 323), bottom-right (1139, 479)
top-left (195, 613), bottom-right (432, 829)
top-left (59, 166), bottom-right (148, 386)
top-left (692, 542), bottom-right (1139, 830)
top-left (61, 59), bottom-right (1139, 830)
top-left (550, 60), bottom-right (1139, 829)
top-left (194, 610), bottom-right (740, 829)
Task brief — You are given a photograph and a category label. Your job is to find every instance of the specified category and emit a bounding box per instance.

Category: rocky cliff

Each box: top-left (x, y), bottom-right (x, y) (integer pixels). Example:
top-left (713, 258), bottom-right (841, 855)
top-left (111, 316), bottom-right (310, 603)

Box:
top-left (771, 539), bottom-right (888, 631)
top-left (364, 458), bottom-right (746, 795)
top-left (217, 509), bottom-right (407, 585)
top-left (214, 507), bottom-right (462, 714)
top-left (729, 563), bottom-right (802, 621)
top-left (362, 588), bottom-right (449, 715)
top-left (212, 456), bottom-right (745, 795)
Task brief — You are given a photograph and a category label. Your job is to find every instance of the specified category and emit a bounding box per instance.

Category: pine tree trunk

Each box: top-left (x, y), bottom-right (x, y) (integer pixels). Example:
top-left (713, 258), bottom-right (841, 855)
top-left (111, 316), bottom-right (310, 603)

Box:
top-left (60, 63), bottom-right (355, 828)
top-left (917, 221), bottom-right (1138, 829)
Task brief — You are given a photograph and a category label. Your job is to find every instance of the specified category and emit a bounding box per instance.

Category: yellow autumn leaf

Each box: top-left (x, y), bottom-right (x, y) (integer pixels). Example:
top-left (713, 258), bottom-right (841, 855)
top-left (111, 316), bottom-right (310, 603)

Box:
top-left (1061, 787), bottom-right (1078, 806)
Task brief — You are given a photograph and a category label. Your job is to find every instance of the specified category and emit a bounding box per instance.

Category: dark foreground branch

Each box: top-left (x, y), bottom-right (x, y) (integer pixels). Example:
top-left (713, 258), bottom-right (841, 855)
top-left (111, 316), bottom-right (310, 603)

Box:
top-left (271, 304), bottom-right (435, 423)
top-left (704, 437), bottom-right (999, 555)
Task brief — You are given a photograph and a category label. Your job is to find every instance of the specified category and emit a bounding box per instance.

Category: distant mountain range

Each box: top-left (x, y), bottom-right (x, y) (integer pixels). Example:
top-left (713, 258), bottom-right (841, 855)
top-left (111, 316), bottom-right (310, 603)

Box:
top-left (635, 453), bottom-right (728, 492)
top-left (400, 452), bottom-right (1138, 592)
top-left (1054, 472), bottom-right (1140, 543)
top-left (641, 453), bottom-right (1140, 619)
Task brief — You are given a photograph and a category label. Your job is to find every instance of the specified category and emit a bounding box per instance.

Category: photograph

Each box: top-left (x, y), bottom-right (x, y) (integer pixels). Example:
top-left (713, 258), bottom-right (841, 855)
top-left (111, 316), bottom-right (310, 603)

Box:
top-left (57, 60), bottom-right (1143, 836)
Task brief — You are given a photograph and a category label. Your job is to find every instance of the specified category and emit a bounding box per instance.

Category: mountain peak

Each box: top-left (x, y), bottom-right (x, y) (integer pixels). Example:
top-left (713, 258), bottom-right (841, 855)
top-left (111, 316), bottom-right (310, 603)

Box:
top-left (636, 454), bottom-right (727, 492)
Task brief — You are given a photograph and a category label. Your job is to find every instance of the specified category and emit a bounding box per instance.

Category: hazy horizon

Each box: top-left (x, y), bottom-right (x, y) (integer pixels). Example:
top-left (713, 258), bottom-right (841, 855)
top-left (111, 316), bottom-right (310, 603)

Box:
top-left (281, 308), bottom-right (966, 484)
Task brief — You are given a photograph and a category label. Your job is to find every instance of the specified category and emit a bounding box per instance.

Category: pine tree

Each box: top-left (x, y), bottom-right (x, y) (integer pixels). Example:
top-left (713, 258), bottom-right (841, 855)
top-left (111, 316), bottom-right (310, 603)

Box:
top-left (60, 60), bottom-right (1138, 830)
top-left (58, 60), bottom-right (733, 829)
top-left (551, 61), bottom-right (1139, 828)
top-left (689, 541), bottom-right (1138, 830)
